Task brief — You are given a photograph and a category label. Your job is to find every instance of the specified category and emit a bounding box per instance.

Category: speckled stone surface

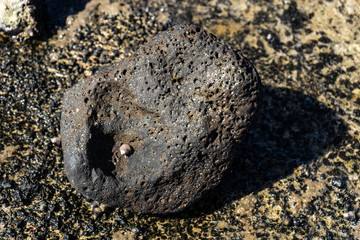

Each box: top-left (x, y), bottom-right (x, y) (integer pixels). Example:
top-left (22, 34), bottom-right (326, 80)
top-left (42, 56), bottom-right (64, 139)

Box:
top-left (0, 0), bottom-right (359, 239)
top-left (61, 24), bottom-right (261, 213)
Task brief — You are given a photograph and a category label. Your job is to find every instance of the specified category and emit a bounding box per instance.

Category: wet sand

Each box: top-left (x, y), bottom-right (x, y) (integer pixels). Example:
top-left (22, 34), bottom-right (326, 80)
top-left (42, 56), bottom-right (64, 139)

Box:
top-left (0, 0), bottom-right (359, 238)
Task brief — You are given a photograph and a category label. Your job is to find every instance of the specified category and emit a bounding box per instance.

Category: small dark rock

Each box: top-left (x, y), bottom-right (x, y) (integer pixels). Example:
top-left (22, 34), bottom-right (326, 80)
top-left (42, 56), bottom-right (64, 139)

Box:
top-left (19, 182), bottom-right (38, 204)
top-left (0, 180), bottom-right (14, 189)
top-left (61, 24), bottom-right (262, 213)
top-left (331, 177), bottom-right (347, 189)
top-left (303, 96), bottom-right (314, 110)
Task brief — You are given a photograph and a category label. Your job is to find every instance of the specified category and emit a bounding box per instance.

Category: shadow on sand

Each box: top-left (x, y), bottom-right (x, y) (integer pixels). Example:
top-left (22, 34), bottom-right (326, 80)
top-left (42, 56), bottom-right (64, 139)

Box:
top-left (42, 0), bottom-right (90, 35)
top-left (173, 85), bottom-right (348, 217)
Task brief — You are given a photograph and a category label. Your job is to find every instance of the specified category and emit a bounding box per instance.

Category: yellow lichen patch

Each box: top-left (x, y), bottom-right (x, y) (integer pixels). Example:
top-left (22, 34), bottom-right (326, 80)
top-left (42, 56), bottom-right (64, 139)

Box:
top-left (234, 193), bottom-right (257, 216)
top-left (113, 228), bottom-right (138, 240)
top-left (208, 19), bottom-right (244, 38)
top-left (302, 178), bottom-right (327, 202)
top-left (286, 192), bottom-right (303, 216)
top-left (216, 220), bottom-right (229, 229)
top-left (352, 88), bottom-right (360, 102)
top-left (0, 145), bottom-right (19, 163)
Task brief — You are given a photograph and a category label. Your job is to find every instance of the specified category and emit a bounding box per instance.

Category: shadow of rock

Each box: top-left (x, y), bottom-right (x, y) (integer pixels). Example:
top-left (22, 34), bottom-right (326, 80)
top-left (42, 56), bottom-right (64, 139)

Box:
top-left (87, 126), bottom-right (116, 177)
top-left (173, 85), bottom-right (348, 217)
top-left (44, 0), bottom-right (90, 33)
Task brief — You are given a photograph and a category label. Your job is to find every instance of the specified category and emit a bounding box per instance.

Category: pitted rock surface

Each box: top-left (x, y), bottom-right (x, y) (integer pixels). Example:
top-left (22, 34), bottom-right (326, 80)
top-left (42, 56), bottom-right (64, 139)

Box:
top-left (61, 24), bottom-right (262, 214)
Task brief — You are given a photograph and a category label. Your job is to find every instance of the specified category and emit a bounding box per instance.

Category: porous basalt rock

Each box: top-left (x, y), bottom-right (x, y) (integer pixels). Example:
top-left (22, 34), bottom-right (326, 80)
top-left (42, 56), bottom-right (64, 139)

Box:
top-left (61, 24), bottom-right (262, 214)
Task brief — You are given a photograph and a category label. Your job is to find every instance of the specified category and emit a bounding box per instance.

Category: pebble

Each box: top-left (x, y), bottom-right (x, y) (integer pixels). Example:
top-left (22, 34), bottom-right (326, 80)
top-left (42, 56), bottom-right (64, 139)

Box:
top-left (343, 211), bottom-right (356, 221)
top-left (61, 24), bottom-right (262, 213)
top-left (119, 144), bottom-right (132, 156)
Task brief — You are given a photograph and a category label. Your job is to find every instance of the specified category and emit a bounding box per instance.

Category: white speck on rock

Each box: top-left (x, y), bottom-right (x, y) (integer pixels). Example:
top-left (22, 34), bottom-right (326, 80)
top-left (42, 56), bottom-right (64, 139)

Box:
top-left (120, 144), bottom-right (132, 156)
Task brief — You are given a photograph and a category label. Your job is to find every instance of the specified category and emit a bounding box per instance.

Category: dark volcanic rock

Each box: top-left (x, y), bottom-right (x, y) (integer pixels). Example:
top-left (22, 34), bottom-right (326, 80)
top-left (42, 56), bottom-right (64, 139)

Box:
top-left (61, 24), bottom-right (262, 214)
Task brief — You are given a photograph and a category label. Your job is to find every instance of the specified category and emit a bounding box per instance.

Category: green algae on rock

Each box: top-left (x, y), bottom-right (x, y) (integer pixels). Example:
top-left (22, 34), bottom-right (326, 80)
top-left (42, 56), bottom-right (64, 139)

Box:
top-left (60, 24), bottom-right (262, 214)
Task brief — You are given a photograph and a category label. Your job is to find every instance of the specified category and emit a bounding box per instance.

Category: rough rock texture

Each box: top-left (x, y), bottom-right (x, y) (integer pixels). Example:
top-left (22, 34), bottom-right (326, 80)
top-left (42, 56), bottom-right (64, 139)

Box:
top-left (61, 24), bottom-right (261, 213)
top-left (0, 0), bottom-right (45, 39)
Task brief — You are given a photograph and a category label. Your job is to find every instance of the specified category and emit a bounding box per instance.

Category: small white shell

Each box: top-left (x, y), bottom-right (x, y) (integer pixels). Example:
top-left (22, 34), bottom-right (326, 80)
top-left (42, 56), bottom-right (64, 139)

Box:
top-left (120, 144), bottom-right (132, 156)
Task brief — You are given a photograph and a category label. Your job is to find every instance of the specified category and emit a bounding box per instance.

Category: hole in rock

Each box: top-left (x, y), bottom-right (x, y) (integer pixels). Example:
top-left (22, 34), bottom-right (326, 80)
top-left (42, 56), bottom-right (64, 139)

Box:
top-left (87, 126), bottom-right (116, 177)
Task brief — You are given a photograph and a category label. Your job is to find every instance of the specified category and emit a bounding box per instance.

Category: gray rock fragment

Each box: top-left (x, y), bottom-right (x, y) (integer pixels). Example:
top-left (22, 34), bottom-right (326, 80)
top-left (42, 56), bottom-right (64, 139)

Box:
top-left (0, 0), bottom-right (45, 39)
top-left (61, 24), bottom-right (262, 213)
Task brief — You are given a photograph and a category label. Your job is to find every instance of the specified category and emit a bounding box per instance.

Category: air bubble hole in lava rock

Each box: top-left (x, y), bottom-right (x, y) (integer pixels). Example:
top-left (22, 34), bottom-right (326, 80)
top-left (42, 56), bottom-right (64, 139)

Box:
top-left (87, 127), bottom-right (116, 177)
top-left (61, 24), bottom-right (262, 214)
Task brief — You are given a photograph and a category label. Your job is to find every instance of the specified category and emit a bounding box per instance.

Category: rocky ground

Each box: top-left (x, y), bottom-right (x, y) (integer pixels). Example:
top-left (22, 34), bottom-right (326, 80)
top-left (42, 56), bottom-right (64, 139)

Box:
top-left (0, 0), bottom-right (359, 239)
